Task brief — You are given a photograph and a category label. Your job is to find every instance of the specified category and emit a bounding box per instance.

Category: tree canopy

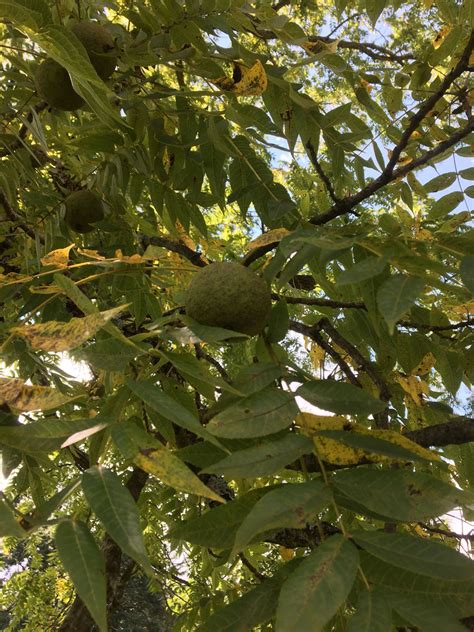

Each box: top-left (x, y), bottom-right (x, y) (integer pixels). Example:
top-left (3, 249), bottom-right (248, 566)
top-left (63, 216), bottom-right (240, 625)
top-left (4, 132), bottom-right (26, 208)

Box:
top-left (0, 0), bottom-right (474, 630)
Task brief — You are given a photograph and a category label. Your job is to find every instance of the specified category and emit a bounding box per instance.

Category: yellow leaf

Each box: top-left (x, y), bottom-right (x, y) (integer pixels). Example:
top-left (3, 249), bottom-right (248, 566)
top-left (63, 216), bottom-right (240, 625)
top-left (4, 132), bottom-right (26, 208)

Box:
top-left (415, 228), bottom-right (434, 241)
top-left (217, 60), bottom-right (268, 97)
top-left (40, 244), bottom-right (75, 269)
top-left (452, 300), bottom-right (474, 316)
top-left (28, 283), bottom-right (62, 294)
top-left (114, 250), bottom-right (147, 264)
top-left (0, 378), bottom-right (72, 412)
top-left (135, 448), bottom-right (225, 503)
top-left (309, 343), bottom-right (325, 371)
top-left (0, 272), bottom-right (32, 286)
top-left (302, 39), bottom-right (338, 55)
top-left (367, 427), bottom-right (440, 462)
top-left (247, 228), bottom-right (290, 250)
top-left (395, 374), bottom-right (426, 406)
top-left (11, 305), bottom-right (126, 352)
top-left (359, 78), bottom-right (373, 93)
top-left (296, 413), bottom-right (367, 466)
top-left (411, 352), bottom-right (436, 376)
top-left (433, 26), bottom-right (450, 49)
top-left (279, 546), bottom-right (295, 561)
top-left (77, 248), bottom-right (106, 260)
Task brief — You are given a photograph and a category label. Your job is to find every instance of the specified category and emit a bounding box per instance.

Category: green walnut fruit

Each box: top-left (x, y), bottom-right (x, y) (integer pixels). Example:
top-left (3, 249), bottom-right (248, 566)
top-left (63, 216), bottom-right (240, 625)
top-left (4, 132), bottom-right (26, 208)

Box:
top-left (72, 21), bottom-right (117, 80)
top-left (64, 190), bottom-right (105, 233)
top-left (35, 58), bottom-right (84, 111)
top-left (185, 262), bottom-right (272, 336)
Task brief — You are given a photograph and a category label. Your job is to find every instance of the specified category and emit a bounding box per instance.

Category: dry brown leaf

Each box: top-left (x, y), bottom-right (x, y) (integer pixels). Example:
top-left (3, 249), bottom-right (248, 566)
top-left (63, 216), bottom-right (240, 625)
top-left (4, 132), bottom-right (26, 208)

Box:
top-left (0, 378), bottom-right (72, 412)
top-left (40, 244), bottom-right (75, 269)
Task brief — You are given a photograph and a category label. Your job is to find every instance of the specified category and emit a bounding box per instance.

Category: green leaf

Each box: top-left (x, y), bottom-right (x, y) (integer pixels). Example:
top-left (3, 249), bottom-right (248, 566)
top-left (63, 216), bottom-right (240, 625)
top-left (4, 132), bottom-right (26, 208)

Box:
top-left (424, 173), bottom-right (457, 193)
top-left (388, 592), bottom-right (466, 632)
top-left (361, 552), bottom-right (474, 617)
top-left (197, 559), bottom-right (301, 632)
top-left (332, 469), bottom-right (470, 522)
top-left (202, 434), bottom-right (313, 479)
top-left (336, 256), bottom-right (387, 285)
top-left (377, 275), bottom-right (424, 333)
top-left (428, 192), bottom-right (464, 219)
top-left (460, 167), bottom-right (474, 180)
top-left (0, 418), bottom-right (109, 453)
top-left (460, 256), bottom-right (474, 293)
top-left (232, 481), bottom-right (332, 555)
top-left (266, 298), bottom-right (289, 343)
top-left (206, 387), bottom-right (297, 438)
top-left (168, 487), bottom-right (272, 549)
top-left (30, 479), bottom-right (81, 525)
top-left (0, 499), bottom-right (25, 537)
top-left (55, 520), bottom-right (107, 632)
top-left (275, 535), bottom-right (359, 632)
top-left (82, 466), bottom-right (152, 573)
top-left (365, 0), bottom-right (387, 25)
top-left (347, 589), bottom-right (392, 632)
top-left (126, 379), bottom-right (222, 447)
top-left (0, 0), bottom-right (46, 30)
top-left (352, 531), bottom-right (474, 580)
top-left (465, 185), bottom-right (474, 198)
top-left (297, 380), bottom-right (386, 415)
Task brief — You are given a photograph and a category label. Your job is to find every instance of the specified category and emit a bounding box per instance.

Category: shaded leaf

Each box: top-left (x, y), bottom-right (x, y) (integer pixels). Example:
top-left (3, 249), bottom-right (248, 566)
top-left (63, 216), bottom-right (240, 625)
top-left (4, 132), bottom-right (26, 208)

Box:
top-left (202, 434), bottom-right (313, 479)
top-left (297, 380), bottom-right (385, 415)
top-left (55, 520), bottom-right (107, 631)
top-left (377, 275), bottom-right (424, 333)
top-left (206, 387), bottom-right (298, 438)
top-left (352, 530), bottom-right (474, 580)
top-left (275, 535), bottom-right (359, 632)
top-left (82, 466), bottom-right (152, 573)
top-left (168, 488), bottom-right (272, 549)
top-left (347, 589), bottom-right (392, 632)
top-left (0, 499), bottom-right (25, 537)
top-left (460, 256), bottom-right (474, 293)
top-left (232, 481), bottom-right (331, 555)
top-left (332, 469), bottom-right (470, 522)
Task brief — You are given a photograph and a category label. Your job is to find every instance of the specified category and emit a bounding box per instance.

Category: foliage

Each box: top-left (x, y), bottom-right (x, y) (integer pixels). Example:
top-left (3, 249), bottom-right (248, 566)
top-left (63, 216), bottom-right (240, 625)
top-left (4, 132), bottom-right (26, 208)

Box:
top-left (0, 0), bottom-right (473, 630)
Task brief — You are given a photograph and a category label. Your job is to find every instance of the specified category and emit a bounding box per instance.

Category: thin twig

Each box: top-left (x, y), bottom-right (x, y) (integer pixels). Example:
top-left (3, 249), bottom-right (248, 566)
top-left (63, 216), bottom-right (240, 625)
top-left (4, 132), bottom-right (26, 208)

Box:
top-left (305, 140), bottom-right (340, 203)
top-left (238, 553), bottom-right (268, 581)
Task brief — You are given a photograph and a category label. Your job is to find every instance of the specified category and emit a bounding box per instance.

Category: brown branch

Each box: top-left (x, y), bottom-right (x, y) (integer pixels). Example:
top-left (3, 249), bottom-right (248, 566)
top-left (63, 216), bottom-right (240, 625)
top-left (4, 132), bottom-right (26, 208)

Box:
top-left (305, 140), bottom-right (340, 203)
top-left (266, 522), bottom-right (341, 549)
top-left (289, 319), bottom-right (362, 387)
top-left (142, 235), bottom-right (209, 267)
top-left (313, 35), bottom-right (415, 63)
top-left (274, 293), bottom-right (365, 309)
top-left (398, 318), bottom-right (474, 332)
top-left (418, 522), bottom-right (474, 541)
top-left (239, 553), bottom-right (268, 581)
top-left (194, 343), bottom-right (231, 382)
top-left (309, 31), bottom-right (474, 226)
top-left (0, 187), bottom-right (39, 241)
top-left (405, 417), bottom-right (474, 448)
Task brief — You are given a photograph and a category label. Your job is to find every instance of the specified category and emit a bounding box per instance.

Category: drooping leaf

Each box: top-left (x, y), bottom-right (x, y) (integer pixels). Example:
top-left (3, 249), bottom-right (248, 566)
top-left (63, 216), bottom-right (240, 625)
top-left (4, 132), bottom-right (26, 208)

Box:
top-left (275, 535), bottom-right (359, 632)
top-left (55, 520), bottom-right (107, 631)
top-left (82, 466), bottom-right (152, 573)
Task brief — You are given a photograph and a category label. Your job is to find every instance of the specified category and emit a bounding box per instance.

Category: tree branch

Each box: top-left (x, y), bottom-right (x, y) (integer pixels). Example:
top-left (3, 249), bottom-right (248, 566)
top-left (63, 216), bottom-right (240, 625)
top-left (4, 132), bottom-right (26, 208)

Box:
top-left (309, 31), bottom-right (474, 226)
top-left (305, 140), bottom-right (340, 203)
top-left (0, 187), bottom-right (39, 241)
top-left (141, 235), bottom-right (208, 267)
top-left (405, 417), bottom-right (474, 448)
